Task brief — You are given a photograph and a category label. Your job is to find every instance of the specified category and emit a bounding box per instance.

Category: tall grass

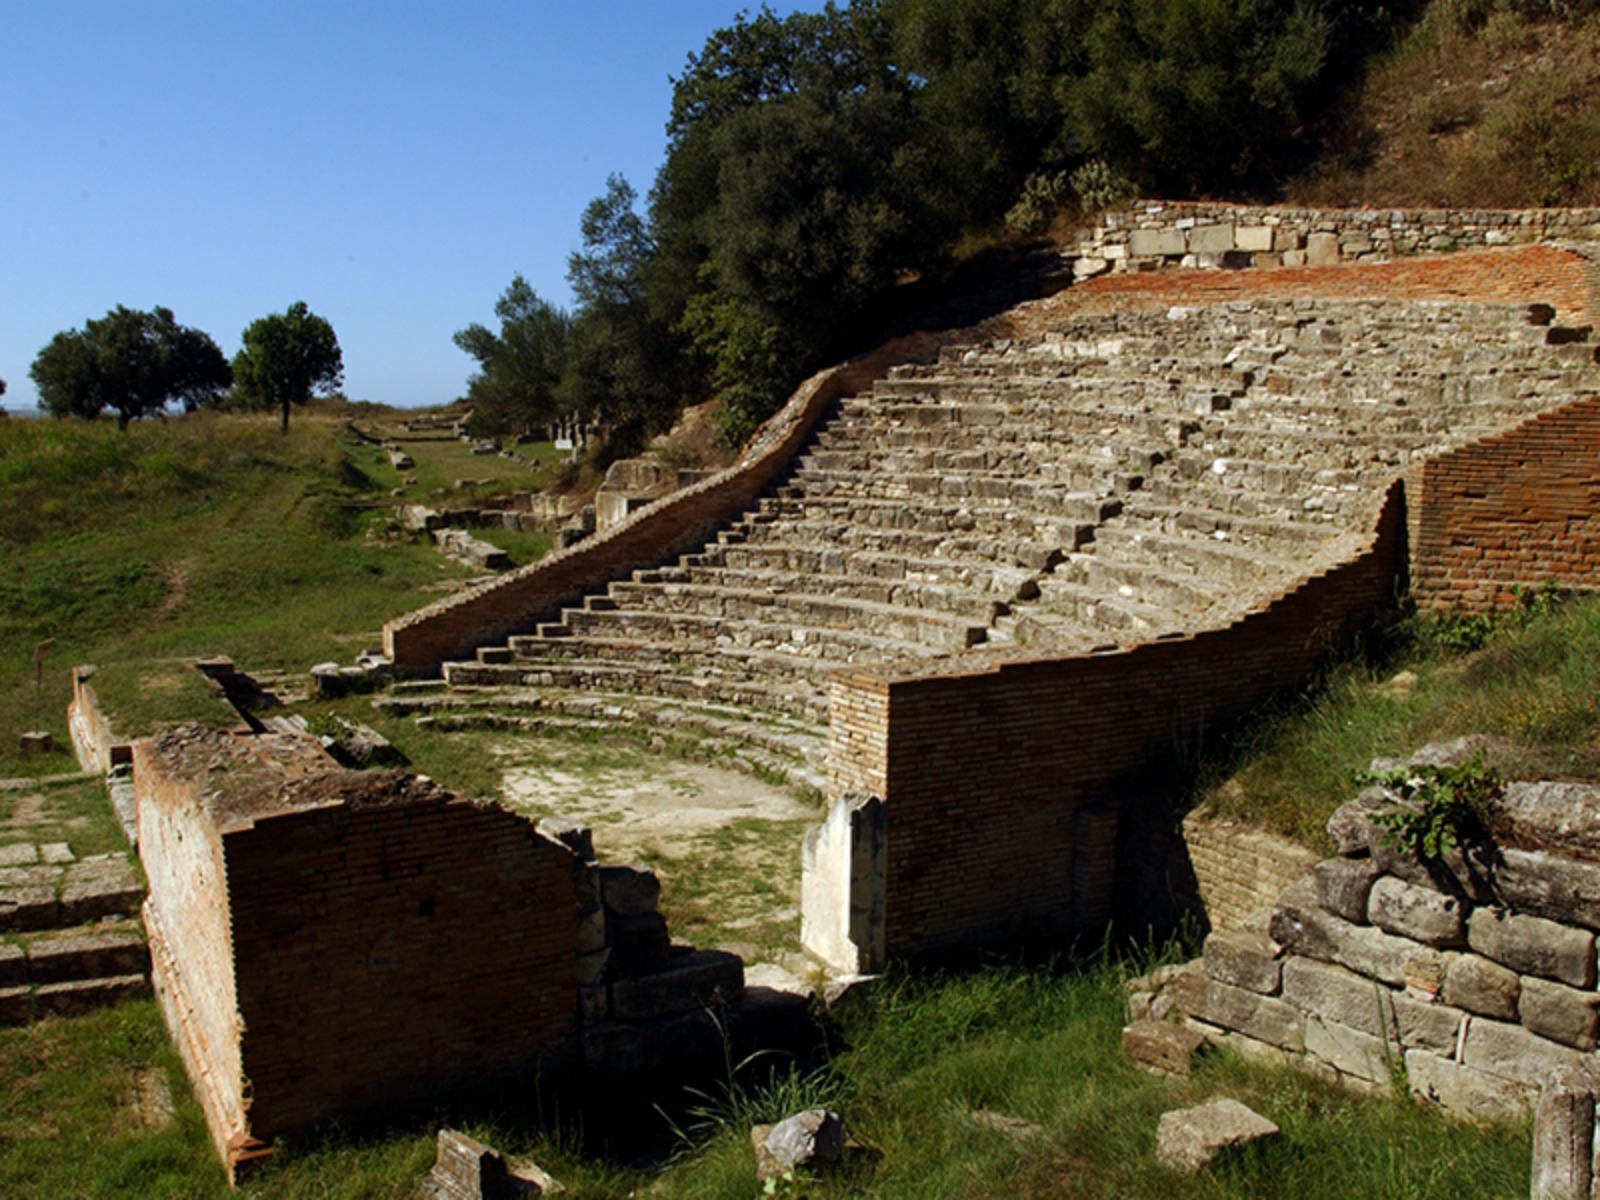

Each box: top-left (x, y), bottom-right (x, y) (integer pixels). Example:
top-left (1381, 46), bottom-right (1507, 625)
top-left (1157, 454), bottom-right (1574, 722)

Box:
top-left (1199, 595), bottom-right (1600, 849)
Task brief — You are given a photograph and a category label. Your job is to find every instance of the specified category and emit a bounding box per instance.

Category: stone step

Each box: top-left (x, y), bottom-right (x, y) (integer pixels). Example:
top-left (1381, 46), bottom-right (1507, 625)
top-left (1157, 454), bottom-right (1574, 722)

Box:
top-left (559, 600), bottom-right (977, 657)
top-left (1085, 522), bottom-right (1301, 585)
top-left (440, 659), bottom-right (830, 722)
top-left (25, 929), bottom-right (149, 984)
top-left (755, 491), bottom-right (1122, 530)
top-left (669, 564), bottom-right (1012, 622)
top-left (1030, 577), bottom-right (1187, 638)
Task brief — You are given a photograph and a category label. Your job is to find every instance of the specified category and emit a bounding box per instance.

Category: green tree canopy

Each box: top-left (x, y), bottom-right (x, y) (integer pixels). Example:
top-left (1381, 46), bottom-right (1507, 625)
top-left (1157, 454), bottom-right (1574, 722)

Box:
top-left (559, 176), bottom-right (683, 452)
top-left (29, 306), bottom-right (232, 428)
top-left (232, 302), bottom-right (344, 432)
top-left (453, 276), bottom-right (569, 439)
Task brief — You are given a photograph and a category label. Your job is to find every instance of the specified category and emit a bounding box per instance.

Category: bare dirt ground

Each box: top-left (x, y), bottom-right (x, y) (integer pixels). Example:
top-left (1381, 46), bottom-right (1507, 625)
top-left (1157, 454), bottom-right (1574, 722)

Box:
top-left (498, 743), bottom-right (818, 969)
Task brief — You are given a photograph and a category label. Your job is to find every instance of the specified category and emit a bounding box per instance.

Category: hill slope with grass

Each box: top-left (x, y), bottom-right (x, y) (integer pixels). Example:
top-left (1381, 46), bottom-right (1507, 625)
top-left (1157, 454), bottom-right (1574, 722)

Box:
top-left (0, 409), bottom-right (555, 779)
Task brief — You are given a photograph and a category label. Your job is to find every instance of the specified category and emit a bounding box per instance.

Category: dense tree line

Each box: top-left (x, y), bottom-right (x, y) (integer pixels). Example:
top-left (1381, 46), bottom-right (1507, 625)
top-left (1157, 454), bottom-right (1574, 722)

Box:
top-left (29, 301), bottom-right (342, 431)
top-left (469, 0), bottom-right (1414, 450)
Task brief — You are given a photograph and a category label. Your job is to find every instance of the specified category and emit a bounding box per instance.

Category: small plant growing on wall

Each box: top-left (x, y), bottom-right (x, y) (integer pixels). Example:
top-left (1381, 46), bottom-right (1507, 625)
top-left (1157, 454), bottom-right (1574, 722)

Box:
top-left (1360, 759), bottom-right (1504, 859)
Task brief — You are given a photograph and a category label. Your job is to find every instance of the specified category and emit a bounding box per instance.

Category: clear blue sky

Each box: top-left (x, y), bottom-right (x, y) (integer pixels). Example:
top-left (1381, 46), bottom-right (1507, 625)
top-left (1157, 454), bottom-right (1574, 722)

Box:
top-left (3, 1), bottom-right (805, 412)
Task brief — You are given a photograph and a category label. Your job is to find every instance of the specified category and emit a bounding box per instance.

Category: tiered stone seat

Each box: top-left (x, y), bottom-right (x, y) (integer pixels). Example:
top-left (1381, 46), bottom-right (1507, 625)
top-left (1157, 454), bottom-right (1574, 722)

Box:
top-left (439, 296), bottom-right (1600, 719)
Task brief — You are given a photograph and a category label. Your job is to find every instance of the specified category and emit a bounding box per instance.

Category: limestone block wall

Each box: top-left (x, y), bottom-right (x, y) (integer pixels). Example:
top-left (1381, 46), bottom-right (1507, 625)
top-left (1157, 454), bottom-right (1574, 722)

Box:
top-left (1180, 810), bottom-right (1319, 935)
top-left (1412, 397), bottom-right (1600, 613)
top-left (383, 331), bottom-right (944, 675)
top-left (817, 483), bottom-right (1405, 965)
top-left (1075, 202), bottom-right (1600, 276)
top-left (1191, 779), bottom-right (1600, 1120)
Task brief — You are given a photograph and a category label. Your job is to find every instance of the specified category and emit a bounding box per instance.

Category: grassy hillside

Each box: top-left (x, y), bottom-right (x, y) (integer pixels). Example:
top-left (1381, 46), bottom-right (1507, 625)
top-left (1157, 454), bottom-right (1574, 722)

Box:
top-left (1291, 1), bottom-right (1600, 207)
top-left (0, 410), bottom-right (547, 779)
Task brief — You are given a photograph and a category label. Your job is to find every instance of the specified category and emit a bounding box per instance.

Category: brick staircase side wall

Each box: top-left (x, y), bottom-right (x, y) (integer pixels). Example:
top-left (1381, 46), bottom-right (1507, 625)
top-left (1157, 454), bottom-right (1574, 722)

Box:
top-left (827, 483), bottom-right (1406, 960)
top-left (383, 331), bottom-right (945, 675)
top-left (224, 797), bottom-right (578, 1140)
top-left (1413, 396), bottom-right (1600, 613)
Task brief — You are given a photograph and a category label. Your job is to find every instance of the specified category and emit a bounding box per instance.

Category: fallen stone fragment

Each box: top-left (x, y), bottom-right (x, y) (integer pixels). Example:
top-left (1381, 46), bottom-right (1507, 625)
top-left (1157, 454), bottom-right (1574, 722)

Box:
top-left (753, 1109), bottom-right (846, 1182)
top-left (1123, 1019), bottom-right (1206, 1076)
top-left (1155, 1098), bottom-right (1279, 1173)
top-left (427, 1128), bottom-right (563, 1199)
top-left (969, 1109), bottom-right (1043, 1139)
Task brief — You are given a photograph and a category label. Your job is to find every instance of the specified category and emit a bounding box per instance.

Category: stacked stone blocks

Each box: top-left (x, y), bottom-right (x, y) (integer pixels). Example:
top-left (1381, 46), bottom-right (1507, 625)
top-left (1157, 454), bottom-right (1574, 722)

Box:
top-left (1189, 772), bottom-right (1600, 1120)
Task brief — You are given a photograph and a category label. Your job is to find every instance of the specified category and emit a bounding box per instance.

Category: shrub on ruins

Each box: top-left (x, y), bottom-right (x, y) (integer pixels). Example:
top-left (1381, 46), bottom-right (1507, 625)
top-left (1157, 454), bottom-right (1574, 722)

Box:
top-left (453, 276), bottom-right (570, 441)
top-left (30, 305), bottom-right (232, 428)
top-left (232, 301), bottom-right (344, 433)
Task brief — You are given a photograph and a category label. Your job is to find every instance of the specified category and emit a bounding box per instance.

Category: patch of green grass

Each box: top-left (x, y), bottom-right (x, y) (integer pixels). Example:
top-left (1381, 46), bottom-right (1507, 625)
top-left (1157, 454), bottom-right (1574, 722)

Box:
top-left (1198, 595), bottom-right (1600, 850)
top-left (0, 413), bottom-right (487, 777)
top-left (648, 960), bottom-right (1531, 1199)
top-left (0, 779), bottom-right (128, 860)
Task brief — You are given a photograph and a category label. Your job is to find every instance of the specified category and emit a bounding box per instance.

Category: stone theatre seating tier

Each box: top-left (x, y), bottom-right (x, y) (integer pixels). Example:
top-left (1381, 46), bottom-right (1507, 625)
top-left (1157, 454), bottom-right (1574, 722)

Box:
top-left (442, 296), bottom-right (1600, 722)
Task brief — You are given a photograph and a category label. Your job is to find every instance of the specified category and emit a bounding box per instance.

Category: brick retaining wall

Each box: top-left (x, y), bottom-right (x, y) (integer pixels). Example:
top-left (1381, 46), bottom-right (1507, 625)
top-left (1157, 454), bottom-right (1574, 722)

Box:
top-left (826, 484), bottom-right (1406, 960)
top-left (1413, 397), bottom-right (1600, 613)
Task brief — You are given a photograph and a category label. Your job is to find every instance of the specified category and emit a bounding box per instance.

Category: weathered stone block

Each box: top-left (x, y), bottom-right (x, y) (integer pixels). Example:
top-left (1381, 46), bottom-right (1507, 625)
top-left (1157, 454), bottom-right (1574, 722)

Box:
top-left (0, 986), bottom-right (30, 1026)
top-left (1405, 1049), bottom-right (1530, 1122)
top-left (1187, 223), bottom-right (1236, 254)
top-left (1155, 1099), bottom-right (1279, 1173)
top-left (59, 857), bottom-right (142, 923)
top-left (1203, 929), bottom-right (1282, 995)
top-left (33, 974), bottom-right (149, 1017)
top-left (1520, 976), bottom-right (1600, 1051)
top-left (1495, 848), bottom-right (1600, 931)
top-left (0, 845), bottom-right (38, 868)
top-left (1271, 882), bottom-right (1443, 990)
top-left (0, 886), bottom-right (58, 932)
top-left (1467, 908), bottom-right (1595, 988)
top-left (575, 947), bottom-right (610, 988)
top-left (26, 932), bottom-right (148, 984)
top-left (1129, 228), bottom-right (1186, 257)
top-left (1326, 788), bottom-right (1386, 857)
top-left (1236, 225), bottom-right (1274, 253)
top-left (1390, 992), bottom-right (1466, 1054)
top-left (1531, 1063), bottom-right (1600, 1200)
top-left (0, 944), bottom-right (26, 987)
top-left (1282, 956), bottom-right (1393, 1038)
top-left (598, 865), bottom-right (660, 917)
top-left (0, 866), bottom-right (59, 888)
top-left (1313, 857), bottom-right (1378, 923)
top-left (606, 912), bottom-right (670, 977)
top-left (1367, 876), bottom-right (1465, 947)
top-left (1305, 231), bottom-right (1341, 265)
top-left (1122, 1019), bottom-right (1206, 1076)
top-left (608, 949), bottom-right (743, 1022)
top-left (1462, 1017), bottom-right (1588, 1089)
top-left (1199, 979), bottom-right (1304, 1051)
top-left (1304, 1014), bottom-right (1395, 1084)
top-left (1442, 952), bottom-right (1521, 1020)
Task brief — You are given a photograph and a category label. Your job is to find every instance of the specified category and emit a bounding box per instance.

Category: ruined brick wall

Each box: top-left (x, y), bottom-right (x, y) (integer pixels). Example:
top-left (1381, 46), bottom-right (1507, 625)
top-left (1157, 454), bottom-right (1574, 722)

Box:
top-left (136, 741), bottom-right (248, 1163)
top-left (67, 669), bottom-right (121, 775)
top-left (827, 485), bottom-right (1405, 960)
top-left (383, 331), bottom-right (944, 675)
top-left (1412, 397), bottom-right (1600, 613)
top-left (1181, 811), bottom-right (1319, 934)
top-left (222, 795), bottom-right (577, 1140)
